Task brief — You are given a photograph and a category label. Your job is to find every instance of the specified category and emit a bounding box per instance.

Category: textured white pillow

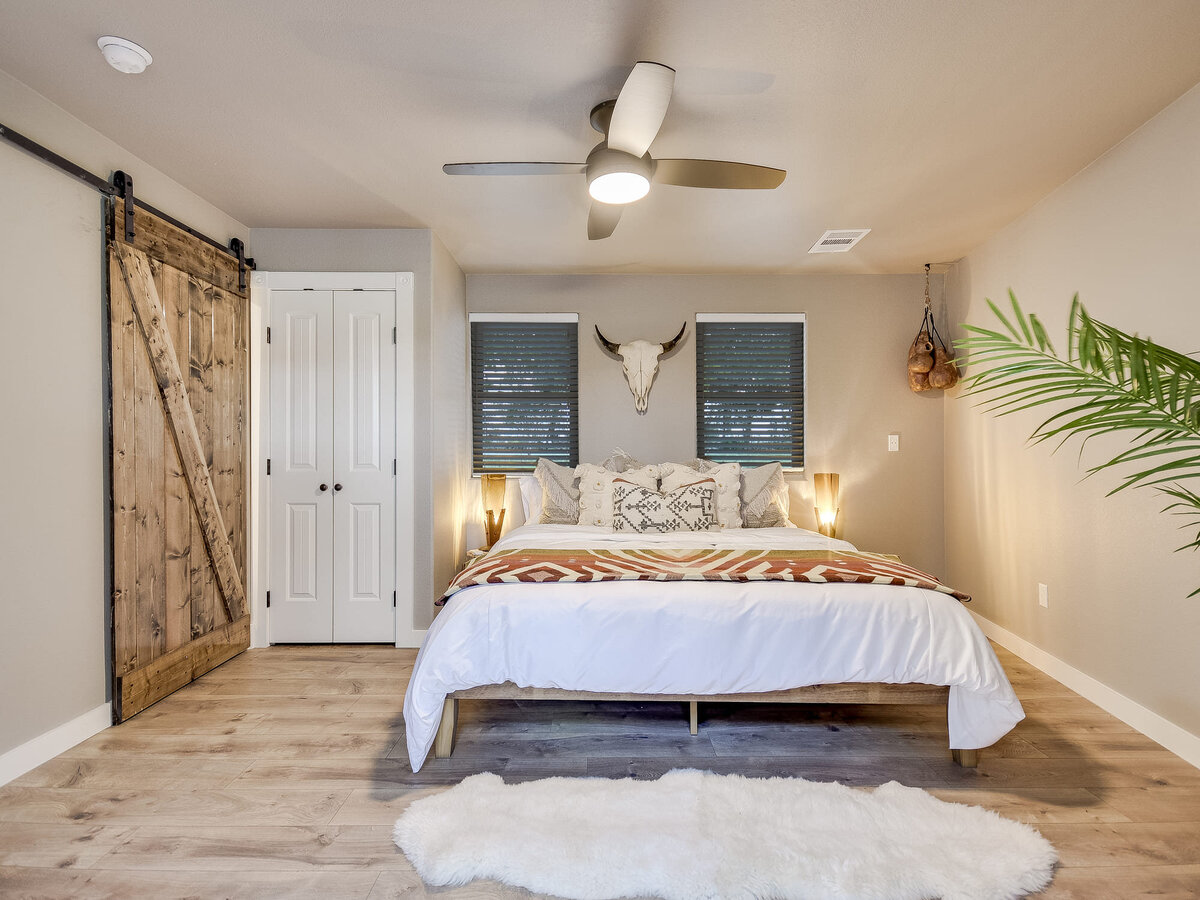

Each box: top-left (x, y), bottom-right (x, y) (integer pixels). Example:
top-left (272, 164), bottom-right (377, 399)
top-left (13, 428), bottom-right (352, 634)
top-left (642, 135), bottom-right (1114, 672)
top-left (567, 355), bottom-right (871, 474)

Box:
top-left (575, 463), bottom-right (659, 527)
top-left (658, 461), bottom-right (742, 529)
top-left (612, 479), bottom-right (717, 533)
top-left (517, 475), bottom-right (542, 523)
top-left (535, 458), bottom-right (581, 525)
top-left (740, 462), bottom-right (793, 527)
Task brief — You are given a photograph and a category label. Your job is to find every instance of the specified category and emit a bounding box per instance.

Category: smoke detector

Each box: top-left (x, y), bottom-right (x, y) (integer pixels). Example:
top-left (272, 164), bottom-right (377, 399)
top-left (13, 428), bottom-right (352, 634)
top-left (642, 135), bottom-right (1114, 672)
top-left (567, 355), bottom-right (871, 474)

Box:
top-left (808, 229), bottom-right (871, 253)
top-left (98, 36), bottom-right (152, 74)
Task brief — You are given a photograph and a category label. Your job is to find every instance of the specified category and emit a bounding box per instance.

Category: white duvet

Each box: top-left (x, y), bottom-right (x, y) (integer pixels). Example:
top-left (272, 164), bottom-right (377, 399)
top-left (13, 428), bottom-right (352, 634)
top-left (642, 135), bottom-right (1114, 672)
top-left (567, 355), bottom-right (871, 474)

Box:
top-left (403, 525), bottom-right (1023, 771)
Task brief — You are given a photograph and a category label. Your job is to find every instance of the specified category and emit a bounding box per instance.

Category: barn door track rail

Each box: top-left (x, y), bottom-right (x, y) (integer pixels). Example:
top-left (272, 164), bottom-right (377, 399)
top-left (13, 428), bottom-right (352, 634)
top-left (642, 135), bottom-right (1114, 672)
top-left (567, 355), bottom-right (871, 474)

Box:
top-left (1, 121), bottom-right (254, 284)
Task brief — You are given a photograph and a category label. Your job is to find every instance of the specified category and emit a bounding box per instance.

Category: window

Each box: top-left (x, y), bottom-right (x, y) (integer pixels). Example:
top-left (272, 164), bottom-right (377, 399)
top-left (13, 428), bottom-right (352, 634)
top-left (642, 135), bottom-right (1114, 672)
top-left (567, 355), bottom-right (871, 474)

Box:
top-left (470, 313), bottom-right (579, 473)
top-left (695, 313), bottom-right (806, 468)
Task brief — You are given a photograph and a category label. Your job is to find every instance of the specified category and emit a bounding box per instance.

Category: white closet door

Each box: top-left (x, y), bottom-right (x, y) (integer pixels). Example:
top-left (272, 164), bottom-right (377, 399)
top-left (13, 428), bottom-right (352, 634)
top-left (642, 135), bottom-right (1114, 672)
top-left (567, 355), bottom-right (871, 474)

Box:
top-left (331, 291), bottom-right (396, 642)
top-left (268, 291), bottom-right (334, 642)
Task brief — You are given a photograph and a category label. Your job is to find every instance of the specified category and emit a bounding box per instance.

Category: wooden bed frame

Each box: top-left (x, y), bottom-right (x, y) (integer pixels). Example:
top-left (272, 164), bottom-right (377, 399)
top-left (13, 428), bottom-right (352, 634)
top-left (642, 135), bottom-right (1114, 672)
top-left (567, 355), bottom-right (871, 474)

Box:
top-left (433, 681), bottom-right (981, 767)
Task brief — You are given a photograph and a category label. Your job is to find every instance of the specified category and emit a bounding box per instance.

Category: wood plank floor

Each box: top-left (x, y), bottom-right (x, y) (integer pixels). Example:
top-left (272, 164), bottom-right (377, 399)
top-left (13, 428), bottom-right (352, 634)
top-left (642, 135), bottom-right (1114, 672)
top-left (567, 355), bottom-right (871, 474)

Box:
top-left (1, 644), bottom-right (1198, 898)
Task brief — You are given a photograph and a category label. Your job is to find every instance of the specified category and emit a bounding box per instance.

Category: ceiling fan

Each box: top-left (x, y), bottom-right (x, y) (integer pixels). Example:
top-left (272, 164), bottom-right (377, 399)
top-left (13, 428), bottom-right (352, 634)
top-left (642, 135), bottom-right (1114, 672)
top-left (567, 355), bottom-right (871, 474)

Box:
top-left (442, 61), bottom-right (787, 240)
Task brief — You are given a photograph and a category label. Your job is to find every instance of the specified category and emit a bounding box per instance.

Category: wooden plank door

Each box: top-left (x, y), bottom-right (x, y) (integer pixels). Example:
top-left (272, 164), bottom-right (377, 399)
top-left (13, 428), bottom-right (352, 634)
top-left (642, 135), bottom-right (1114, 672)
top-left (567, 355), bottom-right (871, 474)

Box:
top-left (267, 288), bottom-right (396, 643)
top-left (331, 290), bottom-right (396, 642)
top-left (108, 205), bottom-right (249, 722)
top-left (268, 291), bottom-right (335, 642)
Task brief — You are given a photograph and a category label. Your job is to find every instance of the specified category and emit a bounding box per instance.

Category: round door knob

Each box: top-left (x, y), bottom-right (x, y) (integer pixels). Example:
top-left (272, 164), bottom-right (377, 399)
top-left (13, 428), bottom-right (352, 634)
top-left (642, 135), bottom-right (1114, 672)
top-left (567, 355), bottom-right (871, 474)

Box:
top-left (334, 483), bottom-right (343, 492)
top-left (319, 483), bottom-right (328, 492)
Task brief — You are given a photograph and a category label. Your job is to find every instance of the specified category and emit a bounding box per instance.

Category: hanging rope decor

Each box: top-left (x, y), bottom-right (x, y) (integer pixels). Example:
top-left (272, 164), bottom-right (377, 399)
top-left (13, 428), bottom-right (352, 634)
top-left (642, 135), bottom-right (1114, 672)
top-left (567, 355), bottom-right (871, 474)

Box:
top-left (907, 263), bottom-right (960, 393)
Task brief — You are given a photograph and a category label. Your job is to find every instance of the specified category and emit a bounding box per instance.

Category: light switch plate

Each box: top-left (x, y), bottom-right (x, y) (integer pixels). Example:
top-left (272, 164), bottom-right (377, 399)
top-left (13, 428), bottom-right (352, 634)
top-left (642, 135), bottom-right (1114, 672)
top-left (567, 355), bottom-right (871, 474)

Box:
top-left (1038, 583), bottom-right (1049, 608)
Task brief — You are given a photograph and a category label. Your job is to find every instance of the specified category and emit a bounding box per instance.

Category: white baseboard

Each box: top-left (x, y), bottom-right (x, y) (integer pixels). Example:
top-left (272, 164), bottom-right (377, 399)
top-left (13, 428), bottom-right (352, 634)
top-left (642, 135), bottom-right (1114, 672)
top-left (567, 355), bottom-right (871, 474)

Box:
top-left (971, 611), bottom-right (1200, 769)
top-left (396, 628), bottom-right (427, 650)
top-left (0, 703), bottom-right (111, 787)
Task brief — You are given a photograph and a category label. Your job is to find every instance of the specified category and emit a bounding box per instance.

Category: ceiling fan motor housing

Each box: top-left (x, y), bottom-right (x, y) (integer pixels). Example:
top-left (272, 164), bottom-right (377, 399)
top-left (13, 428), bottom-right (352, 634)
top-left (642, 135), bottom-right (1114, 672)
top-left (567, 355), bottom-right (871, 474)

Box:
top-left (586, 146), bottom-right (655, 204)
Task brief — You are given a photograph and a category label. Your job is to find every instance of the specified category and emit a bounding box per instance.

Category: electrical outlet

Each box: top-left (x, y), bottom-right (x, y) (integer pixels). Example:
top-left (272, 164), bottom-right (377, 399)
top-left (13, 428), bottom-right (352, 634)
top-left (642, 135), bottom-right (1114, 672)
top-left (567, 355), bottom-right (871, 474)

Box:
top-left (1038, 583), bottom-right (1049, 608)
top-left (887, 433), bottom-right (900, 452)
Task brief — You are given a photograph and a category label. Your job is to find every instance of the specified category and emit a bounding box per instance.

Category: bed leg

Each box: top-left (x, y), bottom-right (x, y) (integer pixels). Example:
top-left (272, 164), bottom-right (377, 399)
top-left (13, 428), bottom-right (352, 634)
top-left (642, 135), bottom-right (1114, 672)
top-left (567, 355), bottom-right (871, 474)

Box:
top-left (688, 700), bottom-right (698, 736)
top-left (434, 697), bottom-right (458, 758)
top-left (951, 748), bottom-right (979, 767)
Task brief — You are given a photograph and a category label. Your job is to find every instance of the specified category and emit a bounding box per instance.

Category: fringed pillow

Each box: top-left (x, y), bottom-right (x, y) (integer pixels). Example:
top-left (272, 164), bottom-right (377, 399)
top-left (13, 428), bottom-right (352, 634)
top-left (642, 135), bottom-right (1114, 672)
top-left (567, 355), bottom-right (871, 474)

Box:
top-left (598, 447), bottom-right (645, 473)
top-left (613, 478), bottom-right (717, 533)
top-left (739, 461), bottom-right (792, 528)
top-left (535, 458), bottom-right (581, 525)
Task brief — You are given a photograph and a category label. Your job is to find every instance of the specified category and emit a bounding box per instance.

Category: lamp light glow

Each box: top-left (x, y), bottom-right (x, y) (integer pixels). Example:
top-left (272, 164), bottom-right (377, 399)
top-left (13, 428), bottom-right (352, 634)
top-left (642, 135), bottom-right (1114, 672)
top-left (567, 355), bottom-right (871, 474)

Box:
top-left (588, 171), bottom-right (650, 205)
top-left (812, 472), bottom-right (841, 538)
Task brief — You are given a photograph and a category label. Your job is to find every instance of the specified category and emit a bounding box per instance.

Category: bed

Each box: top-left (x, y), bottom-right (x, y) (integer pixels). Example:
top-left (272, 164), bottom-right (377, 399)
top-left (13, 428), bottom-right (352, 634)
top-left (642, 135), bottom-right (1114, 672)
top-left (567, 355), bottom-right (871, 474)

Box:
top-left (402, 523), bottom-right (1024, 772)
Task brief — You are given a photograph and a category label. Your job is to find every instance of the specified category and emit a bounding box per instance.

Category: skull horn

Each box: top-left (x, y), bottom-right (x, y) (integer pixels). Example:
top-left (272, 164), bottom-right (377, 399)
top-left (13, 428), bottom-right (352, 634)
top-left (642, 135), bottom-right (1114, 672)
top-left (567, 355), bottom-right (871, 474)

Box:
top-left (595, 325), bottom-right (621, 355)
top-left (660, 323), bottom-right (687, 354)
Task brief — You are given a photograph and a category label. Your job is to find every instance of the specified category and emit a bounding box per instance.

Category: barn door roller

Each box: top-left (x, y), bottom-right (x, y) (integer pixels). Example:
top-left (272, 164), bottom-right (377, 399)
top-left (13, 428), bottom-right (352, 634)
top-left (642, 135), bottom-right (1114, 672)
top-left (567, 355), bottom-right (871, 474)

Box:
top-left (112, 170), bottom-right (136, 242)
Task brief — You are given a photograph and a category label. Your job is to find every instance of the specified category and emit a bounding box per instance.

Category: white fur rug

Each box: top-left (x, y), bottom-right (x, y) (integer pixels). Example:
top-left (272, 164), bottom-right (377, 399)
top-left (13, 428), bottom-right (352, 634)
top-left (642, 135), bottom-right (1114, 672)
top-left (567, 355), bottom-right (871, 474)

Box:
top-left (393, 769), bottom-right (1057, 900)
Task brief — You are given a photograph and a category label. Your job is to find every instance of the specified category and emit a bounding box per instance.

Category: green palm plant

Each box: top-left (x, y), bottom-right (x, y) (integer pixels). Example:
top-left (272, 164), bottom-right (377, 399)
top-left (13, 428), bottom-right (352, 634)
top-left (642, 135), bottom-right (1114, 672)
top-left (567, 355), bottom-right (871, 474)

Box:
top-left (956, 292), bottom-right (1200, 594)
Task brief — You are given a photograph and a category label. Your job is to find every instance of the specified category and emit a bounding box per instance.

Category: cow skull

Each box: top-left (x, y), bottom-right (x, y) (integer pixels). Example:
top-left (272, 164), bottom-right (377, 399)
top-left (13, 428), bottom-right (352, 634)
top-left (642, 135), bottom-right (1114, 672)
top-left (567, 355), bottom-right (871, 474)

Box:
top-left (595, 324), bottom-right (686, 414)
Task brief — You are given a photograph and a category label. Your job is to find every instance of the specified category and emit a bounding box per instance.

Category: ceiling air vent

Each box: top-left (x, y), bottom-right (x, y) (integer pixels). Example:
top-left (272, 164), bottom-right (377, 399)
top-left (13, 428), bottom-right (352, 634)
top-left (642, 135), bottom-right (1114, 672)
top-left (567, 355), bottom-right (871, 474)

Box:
top-left (808, 229), bottom-right (871, 253)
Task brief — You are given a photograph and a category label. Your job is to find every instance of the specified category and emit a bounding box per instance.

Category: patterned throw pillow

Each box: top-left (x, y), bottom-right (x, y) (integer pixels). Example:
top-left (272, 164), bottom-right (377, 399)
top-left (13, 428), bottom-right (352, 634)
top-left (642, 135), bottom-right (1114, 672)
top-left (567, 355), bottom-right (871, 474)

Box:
top-left (658, 461), bottom-right (742, 529)
top-left (740, 462), bottom-right (792, 528)
top-left (535, 458), bottom-right (581, 525)
top-left (613, 479), bottom-right (718, 533)
top-left (575, 463), bottom-right (660, 527)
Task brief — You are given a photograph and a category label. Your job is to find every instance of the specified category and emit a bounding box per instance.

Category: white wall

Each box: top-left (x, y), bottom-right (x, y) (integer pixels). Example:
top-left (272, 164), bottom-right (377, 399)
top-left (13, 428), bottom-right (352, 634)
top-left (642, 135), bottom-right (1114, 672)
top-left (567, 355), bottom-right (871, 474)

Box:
top-left (944, 81), bottom-right (1200, 736)
top-left (468, 273), bottom-right (949, 576)
top-left (249, 228), bottom-right (470, 630)
top-left (0, 70), bottom-right (248, 758)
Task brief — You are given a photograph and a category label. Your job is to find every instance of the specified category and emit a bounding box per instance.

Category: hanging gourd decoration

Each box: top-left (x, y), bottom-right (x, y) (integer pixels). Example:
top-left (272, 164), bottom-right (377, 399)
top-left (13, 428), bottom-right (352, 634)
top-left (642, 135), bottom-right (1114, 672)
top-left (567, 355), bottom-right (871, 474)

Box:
top-left (908, 264), bottom-right (959, 393)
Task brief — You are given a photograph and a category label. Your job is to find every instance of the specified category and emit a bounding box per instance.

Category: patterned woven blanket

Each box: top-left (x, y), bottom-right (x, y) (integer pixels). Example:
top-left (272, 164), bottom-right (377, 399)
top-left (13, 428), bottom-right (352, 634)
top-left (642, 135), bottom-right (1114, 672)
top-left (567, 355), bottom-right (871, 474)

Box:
top-left (438, 547), bottom-right (970, 605)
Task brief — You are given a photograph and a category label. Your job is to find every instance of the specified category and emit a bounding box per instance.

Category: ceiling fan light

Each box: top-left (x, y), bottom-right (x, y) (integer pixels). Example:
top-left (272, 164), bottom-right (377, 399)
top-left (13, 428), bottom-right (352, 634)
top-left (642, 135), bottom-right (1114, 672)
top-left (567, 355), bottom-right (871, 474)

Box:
top-left (588, 171), bottom-right (650, 205)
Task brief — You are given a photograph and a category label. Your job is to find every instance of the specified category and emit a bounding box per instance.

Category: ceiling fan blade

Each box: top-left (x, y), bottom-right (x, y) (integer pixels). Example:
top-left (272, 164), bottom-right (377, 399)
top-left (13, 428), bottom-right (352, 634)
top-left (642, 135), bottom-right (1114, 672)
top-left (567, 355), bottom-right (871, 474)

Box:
top-left (587, 202), bottom-right (623, 240)
top-left (442, 162), bottom-right (585, 176)
top-left (606, 61), bottom-right (675, 157)
top-left (654, 159), bottom-right (786, 189)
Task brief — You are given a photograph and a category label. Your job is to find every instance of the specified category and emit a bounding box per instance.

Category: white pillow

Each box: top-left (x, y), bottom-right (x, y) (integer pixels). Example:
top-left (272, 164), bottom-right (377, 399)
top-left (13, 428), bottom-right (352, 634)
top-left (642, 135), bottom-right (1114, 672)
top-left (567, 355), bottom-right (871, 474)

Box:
top-left (575, 463), bottom-right (659, 527)
top-left (535, 458), bottom-right (581, 525)
top-left (741, 462), bottom-right (793, 527)
top-left (612, 479), bottom-right (718, 533)
top-left (517, 475), bottom-right (542, 523)
top-left (658, 461), bottom-right (742, 529)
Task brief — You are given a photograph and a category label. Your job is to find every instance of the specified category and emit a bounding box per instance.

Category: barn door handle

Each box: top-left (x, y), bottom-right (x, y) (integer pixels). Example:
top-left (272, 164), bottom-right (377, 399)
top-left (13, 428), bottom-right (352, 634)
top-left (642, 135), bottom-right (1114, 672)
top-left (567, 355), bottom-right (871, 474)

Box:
top-left (334, 483), bottom-right (343, 492)
top-left (319, 483), bottom-right (328, 492)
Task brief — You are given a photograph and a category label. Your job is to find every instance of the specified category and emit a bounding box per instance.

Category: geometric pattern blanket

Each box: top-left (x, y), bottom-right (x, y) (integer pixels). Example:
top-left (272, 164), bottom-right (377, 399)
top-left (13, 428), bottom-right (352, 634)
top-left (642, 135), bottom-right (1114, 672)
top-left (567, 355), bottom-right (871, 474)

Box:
top-left (438, 547), bottom-right (970, 605)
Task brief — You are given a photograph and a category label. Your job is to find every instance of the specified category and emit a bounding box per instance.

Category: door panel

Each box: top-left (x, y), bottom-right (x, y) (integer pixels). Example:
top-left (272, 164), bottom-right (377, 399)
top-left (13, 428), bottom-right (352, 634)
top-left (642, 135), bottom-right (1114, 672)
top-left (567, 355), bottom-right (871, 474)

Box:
top-left (267, 288), bottom-right (396, 643)
top-left (269, 292), bottom-right (334, 642)
top-left (332, 291), bottom-right (396, 642)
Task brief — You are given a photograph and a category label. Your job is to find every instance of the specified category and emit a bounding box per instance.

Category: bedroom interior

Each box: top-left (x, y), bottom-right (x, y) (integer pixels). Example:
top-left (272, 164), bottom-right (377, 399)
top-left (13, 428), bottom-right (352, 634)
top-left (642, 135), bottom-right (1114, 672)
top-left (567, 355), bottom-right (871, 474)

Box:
top-left (2, 1), bottom-right (1200, 897)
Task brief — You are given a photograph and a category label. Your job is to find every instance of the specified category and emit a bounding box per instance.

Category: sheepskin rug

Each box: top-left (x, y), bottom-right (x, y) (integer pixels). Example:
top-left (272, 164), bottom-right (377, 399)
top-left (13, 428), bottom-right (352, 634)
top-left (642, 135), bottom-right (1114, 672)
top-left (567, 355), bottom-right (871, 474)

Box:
top-left (393, 769), bottom-right (1057, 900)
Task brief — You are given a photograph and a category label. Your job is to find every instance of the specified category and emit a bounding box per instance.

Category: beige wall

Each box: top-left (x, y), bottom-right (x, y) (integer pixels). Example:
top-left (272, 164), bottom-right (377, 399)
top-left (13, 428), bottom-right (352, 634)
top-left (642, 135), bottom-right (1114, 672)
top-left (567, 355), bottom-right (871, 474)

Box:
top-left (249, 228), bottom-right (471, 630)
top-left (468, 273), bottom-right (949, 575)
top-left (431, 235), bottom-right (469, 625)
top-left (944, 82), bottom-right (1200, 735)
top-left (0, 71), bottom-right (248, 757)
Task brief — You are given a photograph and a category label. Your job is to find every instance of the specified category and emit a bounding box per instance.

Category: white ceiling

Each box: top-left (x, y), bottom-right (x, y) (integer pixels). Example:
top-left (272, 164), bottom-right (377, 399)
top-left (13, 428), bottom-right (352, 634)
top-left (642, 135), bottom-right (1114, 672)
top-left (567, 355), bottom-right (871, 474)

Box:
top-left (3, 1), bottom-right (1200, 274)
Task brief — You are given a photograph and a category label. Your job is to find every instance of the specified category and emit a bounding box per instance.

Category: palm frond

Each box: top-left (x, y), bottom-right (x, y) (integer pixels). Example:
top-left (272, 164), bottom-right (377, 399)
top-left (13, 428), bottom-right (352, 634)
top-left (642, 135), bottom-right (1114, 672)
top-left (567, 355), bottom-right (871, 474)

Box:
top-left (956, 292), bottom-right (1200, 595)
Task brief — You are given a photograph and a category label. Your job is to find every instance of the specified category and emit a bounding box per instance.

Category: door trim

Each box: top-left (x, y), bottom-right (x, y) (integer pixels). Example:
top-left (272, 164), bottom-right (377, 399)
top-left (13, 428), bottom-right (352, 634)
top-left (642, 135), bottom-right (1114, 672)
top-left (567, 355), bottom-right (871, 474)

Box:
top-left (250, 272), bottom-right (418, 648)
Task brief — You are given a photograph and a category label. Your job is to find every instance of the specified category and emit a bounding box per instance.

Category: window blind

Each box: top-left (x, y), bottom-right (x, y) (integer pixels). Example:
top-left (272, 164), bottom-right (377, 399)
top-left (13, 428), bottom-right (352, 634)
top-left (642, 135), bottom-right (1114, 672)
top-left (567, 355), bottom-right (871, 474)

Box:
top-left (695, 318), bottom-right (805, 468)
top-left (471, 320), bottom-right (579, 473)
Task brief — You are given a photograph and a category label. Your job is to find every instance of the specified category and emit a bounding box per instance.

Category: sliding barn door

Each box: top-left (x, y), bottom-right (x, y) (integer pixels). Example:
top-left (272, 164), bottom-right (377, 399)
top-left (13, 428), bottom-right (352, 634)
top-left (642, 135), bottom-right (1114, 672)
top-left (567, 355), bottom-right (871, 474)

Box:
top-left (107, 204), bottom-right (249, 722)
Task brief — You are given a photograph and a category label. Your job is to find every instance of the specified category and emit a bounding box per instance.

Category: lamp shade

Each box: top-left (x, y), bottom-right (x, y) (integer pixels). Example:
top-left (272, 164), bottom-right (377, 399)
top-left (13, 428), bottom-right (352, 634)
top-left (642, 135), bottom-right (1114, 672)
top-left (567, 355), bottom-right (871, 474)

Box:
top-left (481, 473), bottom-right (507, 548)
top-left (812, 472), bottom-right (840, 537)
top-left (481, 473), bottom-right (507, 513)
